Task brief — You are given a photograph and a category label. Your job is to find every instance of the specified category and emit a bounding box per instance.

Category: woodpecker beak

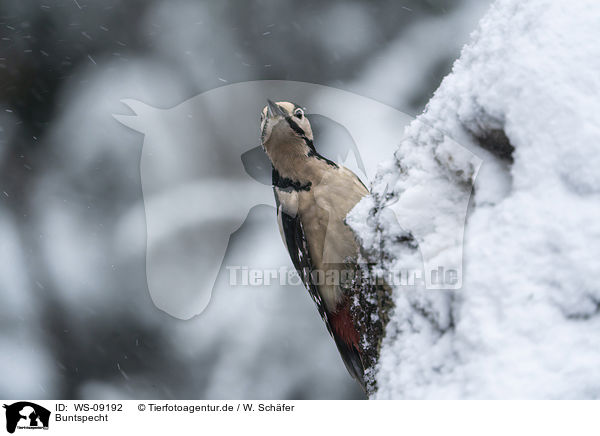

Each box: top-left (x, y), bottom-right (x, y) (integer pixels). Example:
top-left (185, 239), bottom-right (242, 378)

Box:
top-left (267, 99), bottom-right (285, 118)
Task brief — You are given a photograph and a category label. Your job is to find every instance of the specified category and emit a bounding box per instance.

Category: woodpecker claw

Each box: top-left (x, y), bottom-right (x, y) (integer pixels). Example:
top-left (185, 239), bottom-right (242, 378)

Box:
top-left (267, 99), bottom-right (285, 118)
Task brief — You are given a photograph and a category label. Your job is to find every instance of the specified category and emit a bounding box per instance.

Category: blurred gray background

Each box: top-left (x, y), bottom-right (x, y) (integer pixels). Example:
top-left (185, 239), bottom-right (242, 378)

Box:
top-left (0, 0), bottom-right (490, 400)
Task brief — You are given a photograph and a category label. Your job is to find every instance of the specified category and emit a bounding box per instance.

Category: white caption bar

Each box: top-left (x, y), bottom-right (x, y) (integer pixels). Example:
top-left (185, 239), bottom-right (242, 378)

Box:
top-left (1, 400), bottom-right (596, 436)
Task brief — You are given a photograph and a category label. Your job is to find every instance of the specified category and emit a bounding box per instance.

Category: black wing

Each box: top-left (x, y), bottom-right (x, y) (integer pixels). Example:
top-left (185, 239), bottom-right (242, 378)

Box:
top-left (277, 203), bottom-right (332, 335)
top-left (276, 196), bottom-right (365, 390)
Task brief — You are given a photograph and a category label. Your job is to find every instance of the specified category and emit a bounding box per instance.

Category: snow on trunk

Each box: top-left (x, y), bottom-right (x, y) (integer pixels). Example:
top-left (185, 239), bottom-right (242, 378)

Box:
top-left (349, 0), bottom-right (600, 399)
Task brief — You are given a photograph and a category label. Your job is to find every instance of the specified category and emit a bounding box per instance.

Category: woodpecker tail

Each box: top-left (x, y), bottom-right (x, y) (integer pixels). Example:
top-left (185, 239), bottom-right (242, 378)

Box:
top-left (328, 302), bottom-right (366, 392)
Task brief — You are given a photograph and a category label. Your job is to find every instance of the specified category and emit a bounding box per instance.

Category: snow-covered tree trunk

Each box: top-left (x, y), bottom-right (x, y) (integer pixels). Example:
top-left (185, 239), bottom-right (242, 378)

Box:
top-left (350, 0), bottom-right (600, 399)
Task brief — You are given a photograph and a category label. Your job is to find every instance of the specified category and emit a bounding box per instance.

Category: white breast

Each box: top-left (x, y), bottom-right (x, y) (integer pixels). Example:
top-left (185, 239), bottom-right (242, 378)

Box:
top-left (276, 166), bottom-right (368, 311)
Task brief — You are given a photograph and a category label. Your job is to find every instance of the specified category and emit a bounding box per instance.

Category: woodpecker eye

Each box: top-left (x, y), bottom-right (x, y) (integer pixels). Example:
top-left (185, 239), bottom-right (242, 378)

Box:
top-left (294, 108), bottom-right (304, 119)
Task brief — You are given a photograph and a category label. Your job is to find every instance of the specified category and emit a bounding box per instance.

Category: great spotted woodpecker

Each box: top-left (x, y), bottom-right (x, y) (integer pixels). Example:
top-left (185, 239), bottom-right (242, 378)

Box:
top-left (260, 100), bottom-right (368, 391)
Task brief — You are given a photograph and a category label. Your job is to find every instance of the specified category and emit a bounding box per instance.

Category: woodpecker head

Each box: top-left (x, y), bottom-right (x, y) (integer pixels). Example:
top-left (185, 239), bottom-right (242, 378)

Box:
top-left (260, 100), bottom-right (314, 157)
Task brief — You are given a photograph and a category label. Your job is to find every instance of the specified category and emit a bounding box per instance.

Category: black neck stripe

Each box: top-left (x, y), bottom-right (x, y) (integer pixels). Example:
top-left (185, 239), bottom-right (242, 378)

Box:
top-left (307, 149), bottom-right (339, 168)
top-left (285, 116), bottom-right (316, 152)
top-left (284, 116), bottom-right (337, 168)
top-left (272, 168), bottom-right (312, 192)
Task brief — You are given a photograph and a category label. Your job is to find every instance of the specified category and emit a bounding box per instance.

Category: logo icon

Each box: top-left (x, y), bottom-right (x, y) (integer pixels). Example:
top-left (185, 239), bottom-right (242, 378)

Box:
top-left (3, 402), bottom-right (50, 434)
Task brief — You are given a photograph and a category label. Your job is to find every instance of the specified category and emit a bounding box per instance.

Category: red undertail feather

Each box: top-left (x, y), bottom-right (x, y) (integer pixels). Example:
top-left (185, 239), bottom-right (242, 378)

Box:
top-left (329, 303), bottom-right (360, 350)
top-left (328, 299), bottom-right (366, 392)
